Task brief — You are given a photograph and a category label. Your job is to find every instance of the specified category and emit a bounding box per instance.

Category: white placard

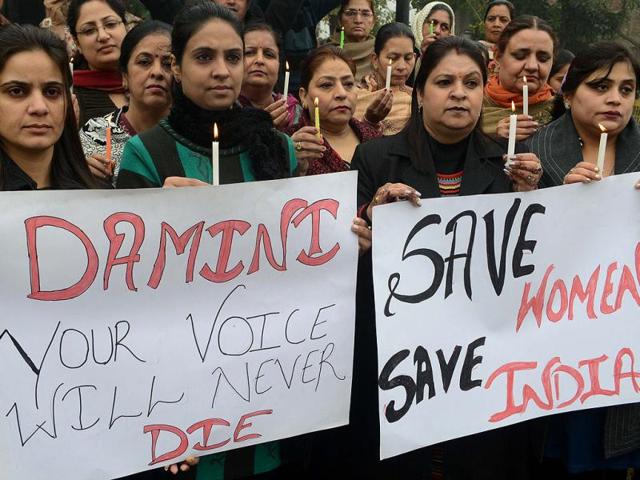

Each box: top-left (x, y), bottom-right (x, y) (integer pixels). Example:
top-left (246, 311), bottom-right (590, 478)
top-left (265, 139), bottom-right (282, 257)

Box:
top-left (373, 174), bottom-right (640, 459)
top-left (0, 172), bottom-right (358, 479)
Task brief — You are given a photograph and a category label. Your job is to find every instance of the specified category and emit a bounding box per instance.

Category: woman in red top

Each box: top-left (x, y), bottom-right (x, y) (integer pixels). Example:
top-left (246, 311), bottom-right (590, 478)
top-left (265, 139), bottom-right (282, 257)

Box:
top-left (286, 45), bottom-right (381, 176)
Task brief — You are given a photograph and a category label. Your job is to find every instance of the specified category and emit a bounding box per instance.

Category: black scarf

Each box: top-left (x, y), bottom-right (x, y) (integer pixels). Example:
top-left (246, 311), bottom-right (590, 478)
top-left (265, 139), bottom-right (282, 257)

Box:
top-left (167, 86), bottom-right (289, 180)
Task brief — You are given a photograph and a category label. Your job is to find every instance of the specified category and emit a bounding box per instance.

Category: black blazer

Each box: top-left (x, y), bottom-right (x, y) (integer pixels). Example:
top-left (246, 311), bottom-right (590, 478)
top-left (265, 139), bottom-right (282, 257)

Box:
top-left (351, 128), bottom-right (522, 212)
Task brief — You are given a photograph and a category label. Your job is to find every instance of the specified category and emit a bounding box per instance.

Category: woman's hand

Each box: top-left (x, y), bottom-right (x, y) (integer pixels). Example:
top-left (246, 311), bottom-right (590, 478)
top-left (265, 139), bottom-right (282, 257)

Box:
top-left (290, 126), bottom-right (326, 176)
top-left (164, 456), bottom-right (199, 475)
top-left (364, 89), bottom-right (393, 124)
top-left (563, 162), bottom-right (601, 185)
top-left (420, 34), bottom-right (437, 54)
top-left (351, 217), bottom-right (372, 255)
top-left (504, 153), bottom-right (543, 191)
top-left (264, 98), bottom-right (289, 129)
top-left (162, 176), bottom-right (210, 188)
top-left (87, 153), bottom-right (113, 179)
top-left (366, 182), bottom-right (422, 220)
top-left (496, 114), bottom-right (539, 141)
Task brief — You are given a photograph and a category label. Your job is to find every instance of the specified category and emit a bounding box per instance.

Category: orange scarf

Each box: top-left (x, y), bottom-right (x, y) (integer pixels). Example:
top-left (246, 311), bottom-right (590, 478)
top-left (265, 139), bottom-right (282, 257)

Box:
top-left (485, 74), bottom-right (554, 108)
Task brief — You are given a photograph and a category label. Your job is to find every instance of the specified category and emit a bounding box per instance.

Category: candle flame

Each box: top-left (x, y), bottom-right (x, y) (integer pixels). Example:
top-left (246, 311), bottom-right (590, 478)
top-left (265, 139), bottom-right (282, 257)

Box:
top-left (511, 101), bottom-right (515, 112)
top-left (285, 60), bottom-right (289, 71)
top-left (388, 58), bottom-right (393, 66)
top-left (314, 97), bottom-right (319, 107)
top-left (523, 76), bottom-right (528, 84)
top-left (213, 123), bottom-right (218, 140)
top-left (599, 123), bottom-right (607, 133)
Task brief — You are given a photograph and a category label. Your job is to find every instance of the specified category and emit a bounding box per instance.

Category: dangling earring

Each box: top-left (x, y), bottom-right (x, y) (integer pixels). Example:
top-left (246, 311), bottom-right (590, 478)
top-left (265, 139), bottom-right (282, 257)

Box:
top-left (418, 104), bottom-right (423, 114)
top-left (564, 101), bottom-right (571, 110)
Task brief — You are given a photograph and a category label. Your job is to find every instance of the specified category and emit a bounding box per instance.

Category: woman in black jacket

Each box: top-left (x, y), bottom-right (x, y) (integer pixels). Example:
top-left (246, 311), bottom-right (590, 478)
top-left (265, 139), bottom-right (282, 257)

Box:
top-left (349, 36), bottom-right (544, 480)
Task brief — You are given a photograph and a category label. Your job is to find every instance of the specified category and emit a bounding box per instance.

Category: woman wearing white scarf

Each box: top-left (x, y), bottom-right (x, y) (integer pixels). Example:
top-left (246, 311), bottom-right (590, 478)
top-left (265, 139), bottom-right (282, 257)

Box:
top-left (411, 1), bottom-right (455, 54)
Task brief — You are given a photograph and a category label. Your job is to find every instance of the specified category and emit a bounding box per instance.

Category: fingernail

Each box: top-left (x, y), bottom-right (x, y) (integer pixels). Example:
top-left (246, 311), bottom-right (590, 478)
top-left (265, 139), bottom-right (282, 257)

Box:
top-left (415, 191), bottom-right (422, 197)
top-left (594, 166), bottom-right (600, 172)
top-left (416, 199), bottom-right (422, 206)
top-left (635, 182), bottom-right (640, 189)
top-left (595, 174), bottom-right (602, 180)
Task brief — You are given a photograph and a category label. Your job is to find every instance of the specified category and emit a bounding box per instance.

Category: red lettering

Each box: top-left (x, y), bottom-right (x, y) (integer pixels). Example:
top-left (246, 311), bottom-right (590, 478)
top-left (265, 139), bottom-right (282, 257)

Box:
top-left (199, 220), bottom-right (251, 283)
top-left (147, 222), bottom-right (205, 289)
top-left (568, 266), bottom-right (599, 320)
top-left (551, 362), bottom-right (584, 409)
top-left (103, 213), bottom-right (145, 291)
top-left (186, 418), bottom-right (231, 451)
top-left (25, 216), bottom-right (99, 301)
top-left (614, 265), bottom-right (640, 310)
top-left (546, 279), bottom-right (568, 322)
top-left (579, 355), bottom-right (616, 402)
top-left (292, 199), bottom-right (341, 267)
top-left (600, 261), bottom-right (618, 315)
top-left (143, 424), bottom-right (189, 466)
top-left (516, 264), bottom-right (554, 332)
top-left (484, 361), bottom-right (538, 422)
top-left (613, 348), bottom-right (640, 394)
top-left (233, 409), bottom-right (273, 442)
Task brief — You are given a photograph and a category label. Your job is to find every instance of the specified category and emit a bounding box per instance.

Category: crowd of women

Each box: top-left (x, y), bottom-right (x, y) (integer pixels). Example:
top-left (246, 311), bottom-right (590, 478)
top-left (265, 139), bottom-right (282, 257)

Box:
top-left (1, 0), bottom-right (639, 478)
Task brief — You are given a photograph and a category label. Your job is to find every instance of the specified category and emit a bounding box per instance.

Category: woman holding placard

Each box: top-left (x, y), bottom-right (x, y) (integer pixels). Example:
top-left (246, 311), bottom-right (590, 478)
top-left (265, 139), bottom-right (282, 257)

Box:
top-left (350, 36), bottom-right (543, 480)
top-left (528, 42), bottom-right (640, 476)
top-left (0, 24), bottom-right (98, 191)
top-left (117, 2), bottom-right (296, 189)
top-left (238, 22), bottom-right (303, 131)
top-left (286, 45), bottom-right (381, 176)
top-left (482, 16), bottom-right (556, 142)
top-left (354, 22), bottom-right (416, 136)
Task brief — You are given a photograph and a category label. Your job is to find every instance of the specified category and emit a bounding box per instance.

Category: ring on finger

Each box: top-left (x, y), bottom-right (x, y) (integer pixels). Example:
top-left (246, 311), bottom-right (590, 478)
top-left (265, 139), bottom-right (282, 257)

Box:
top-left (527, 174), bottom-right (535, 184)
top-left (295, 141), bottom-right (303, 152)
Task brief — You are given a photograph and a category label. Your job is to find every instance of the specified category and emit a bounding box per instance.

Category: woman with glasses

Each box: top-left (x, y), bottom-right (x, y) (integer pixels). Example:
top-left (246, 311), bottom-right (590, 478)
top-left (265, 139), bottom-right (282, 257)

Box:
top-left (67, 0), bottom-right (128, 125)
top-left (332, 0), bottom-right (376, 82)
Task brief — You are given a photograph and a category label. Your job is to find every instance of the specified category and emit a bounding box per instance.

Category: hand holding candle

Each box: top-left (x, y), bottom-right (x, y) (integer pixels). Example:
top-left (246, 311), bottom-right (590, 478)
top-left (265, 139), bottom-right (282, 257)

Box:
top-left (282, 61), bottom-right (290, 99)
top-left (429, 20), bottom-right (435, 36)
top-left (314, 97), bottom-right (321, 138)
top-left (522, 76), bottom-right (529, 116)
top-left (507, 101), bottom-right (517, 165)
top-left (597, 123), bottom-right (607, 175)
top-left (385, 58), bottom-right (392, 90)
top-left (212, 123), bottom-right (219, 186)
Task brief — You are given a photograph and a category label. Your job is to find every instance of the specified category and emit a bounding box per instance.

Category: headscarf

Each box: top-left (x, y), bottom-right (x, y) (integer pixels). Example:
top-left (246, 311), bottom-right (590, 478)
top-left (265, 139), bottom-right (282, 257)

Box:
top-left (412, 1), bottom-right (456, 49)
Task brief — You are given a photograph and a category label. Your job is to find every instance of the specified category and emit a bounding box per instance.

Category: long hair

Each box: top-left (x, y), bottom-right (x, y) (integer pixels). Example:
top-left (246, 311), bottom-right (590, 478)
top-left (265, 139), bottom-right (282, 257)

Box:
top-left (119, 20), bottom-right (172, 74)
top-left (402, 36), bottom-right (488, 175)
top-left (0, 24), bottom-right (98, 189)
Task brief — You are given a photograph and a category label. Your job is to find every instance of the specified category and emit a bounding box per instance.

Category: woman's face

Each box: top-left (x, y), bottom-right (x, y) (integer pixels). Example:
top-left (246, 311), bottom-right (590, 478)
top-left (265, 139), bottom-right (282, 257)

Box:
top-left (74, 0), bottom-right (127, 71)
top-left (422, 9), bottom-right (452, 41)
top-left (214, 0), bottom-right (249, 21)
top-left (300, 58), bottom-right (357, 130)
top-left (372, 36), bottom-right (416, 88)
top-left (484, 5), bottom-right (511, 44)
top-left (340, 0), bottom-right (375, 43)
top-left (420, 51), bottom-right (484, 143)
top-left (549, 63), bottom-right (570, 93)
top-left (174, 19), bottom-right (244, 110)
top-left (243, 29), bottom-right (280, 91)
top-left (124, 33), bottom-right (172, 112)
top-left (497, 28), bottom-right (554, 94)
top-left (566, 61), bottom-right (636, 139)
top-left (0, 50), bottom-right (66, 159)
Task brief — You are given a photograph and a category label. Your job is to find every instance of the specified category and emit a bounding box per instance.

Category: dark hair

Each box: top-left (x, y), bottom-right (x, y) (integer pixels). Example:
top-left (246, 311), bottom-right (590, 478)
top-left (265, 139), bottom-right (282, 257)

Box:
top-left (67, 0), bottom-right (127, 38)
top-left (425, 4), bottom-right (453, 26)
top-left (0, 25), bottom-right (98, 189)
top-left (404, 37), bottom-right (488, 174)
top-left (299, 45), bottom-right (356, 91)
top-left (552, 42), bottom-right (640, 119)
top-left (172, 1), bottom-right (243, 65)
top-left (496, 15), bottom-right (558, 57)
top-left (484, 0), bottom-right (514, 21)
top-left (550, 49), bottom-right (575, 78)
top-left (119, 20), bottom-right (172, 73)
top-left (374, 22), bottom-right (415, 55)
top-left (244, 21), bottom-right (282, 57)
top-left (339, 0), bottom-right (376, 18)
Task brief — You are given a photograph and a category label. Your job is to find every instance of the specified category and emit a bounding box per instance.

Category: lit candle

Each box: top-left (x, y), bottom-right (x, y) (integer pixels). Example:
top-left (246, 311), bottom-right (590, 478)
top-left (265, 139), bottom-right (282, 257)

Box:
top-left (340, 27), bottom-right (345, 49)
top-left (507, 101), bottom-right (517, 163)
top-left (105, 113), bottom-right (113, 172)
top-left (314, 97), bottom-right (321, 138)
top-left (522, 76), bottom-right (529, 116)
top-left (212, 123), bottom-right (219, 186)
top-left (385, 58), bottom-right (392, 90)
top-left (597, 123), bottom-right (607, 174)
top-left (282, 61), bottom-right (290, 99)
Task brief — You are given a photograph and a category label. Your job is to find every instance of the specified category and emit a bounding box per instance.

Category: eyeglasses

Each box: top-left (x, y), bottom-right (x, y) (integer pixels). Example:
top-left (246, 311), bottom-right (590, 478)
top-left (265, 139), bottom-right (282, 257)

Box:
top-left (77, 19), bottom-right (124, 37)
top-left (343, 9), bottom-right (374, 18)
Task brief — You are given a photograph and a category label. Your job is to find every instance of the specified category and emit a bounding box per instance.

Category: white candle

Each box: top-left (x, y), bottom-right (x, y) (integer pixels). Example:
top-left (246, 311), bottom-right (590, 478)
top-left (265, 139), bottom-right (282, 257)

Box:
top-left (69, 60), bottom-right (74, 94)
top-left (522, 76), bottom-right (529, 116)
top-left (385, 59), bottom-right (392, 90)
top-left (597, 123), bottom-right (607, 174)
top-left (507, 101), bottom-right (517, 162)
top-left (212, 123), bottom-right (219, 186)
top-left (282, 61), bottom-right (290, 99)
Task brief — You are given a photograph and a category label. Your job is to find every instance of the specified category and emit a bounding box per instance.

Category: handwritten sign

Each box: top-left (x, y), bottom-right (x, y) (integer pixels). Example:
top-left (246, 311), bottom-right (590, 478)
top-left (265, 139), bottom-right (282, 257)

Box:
top-left (0, 172), bottom-right (358, 479)
top-left (373, 174), bottom-right (640, 459)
